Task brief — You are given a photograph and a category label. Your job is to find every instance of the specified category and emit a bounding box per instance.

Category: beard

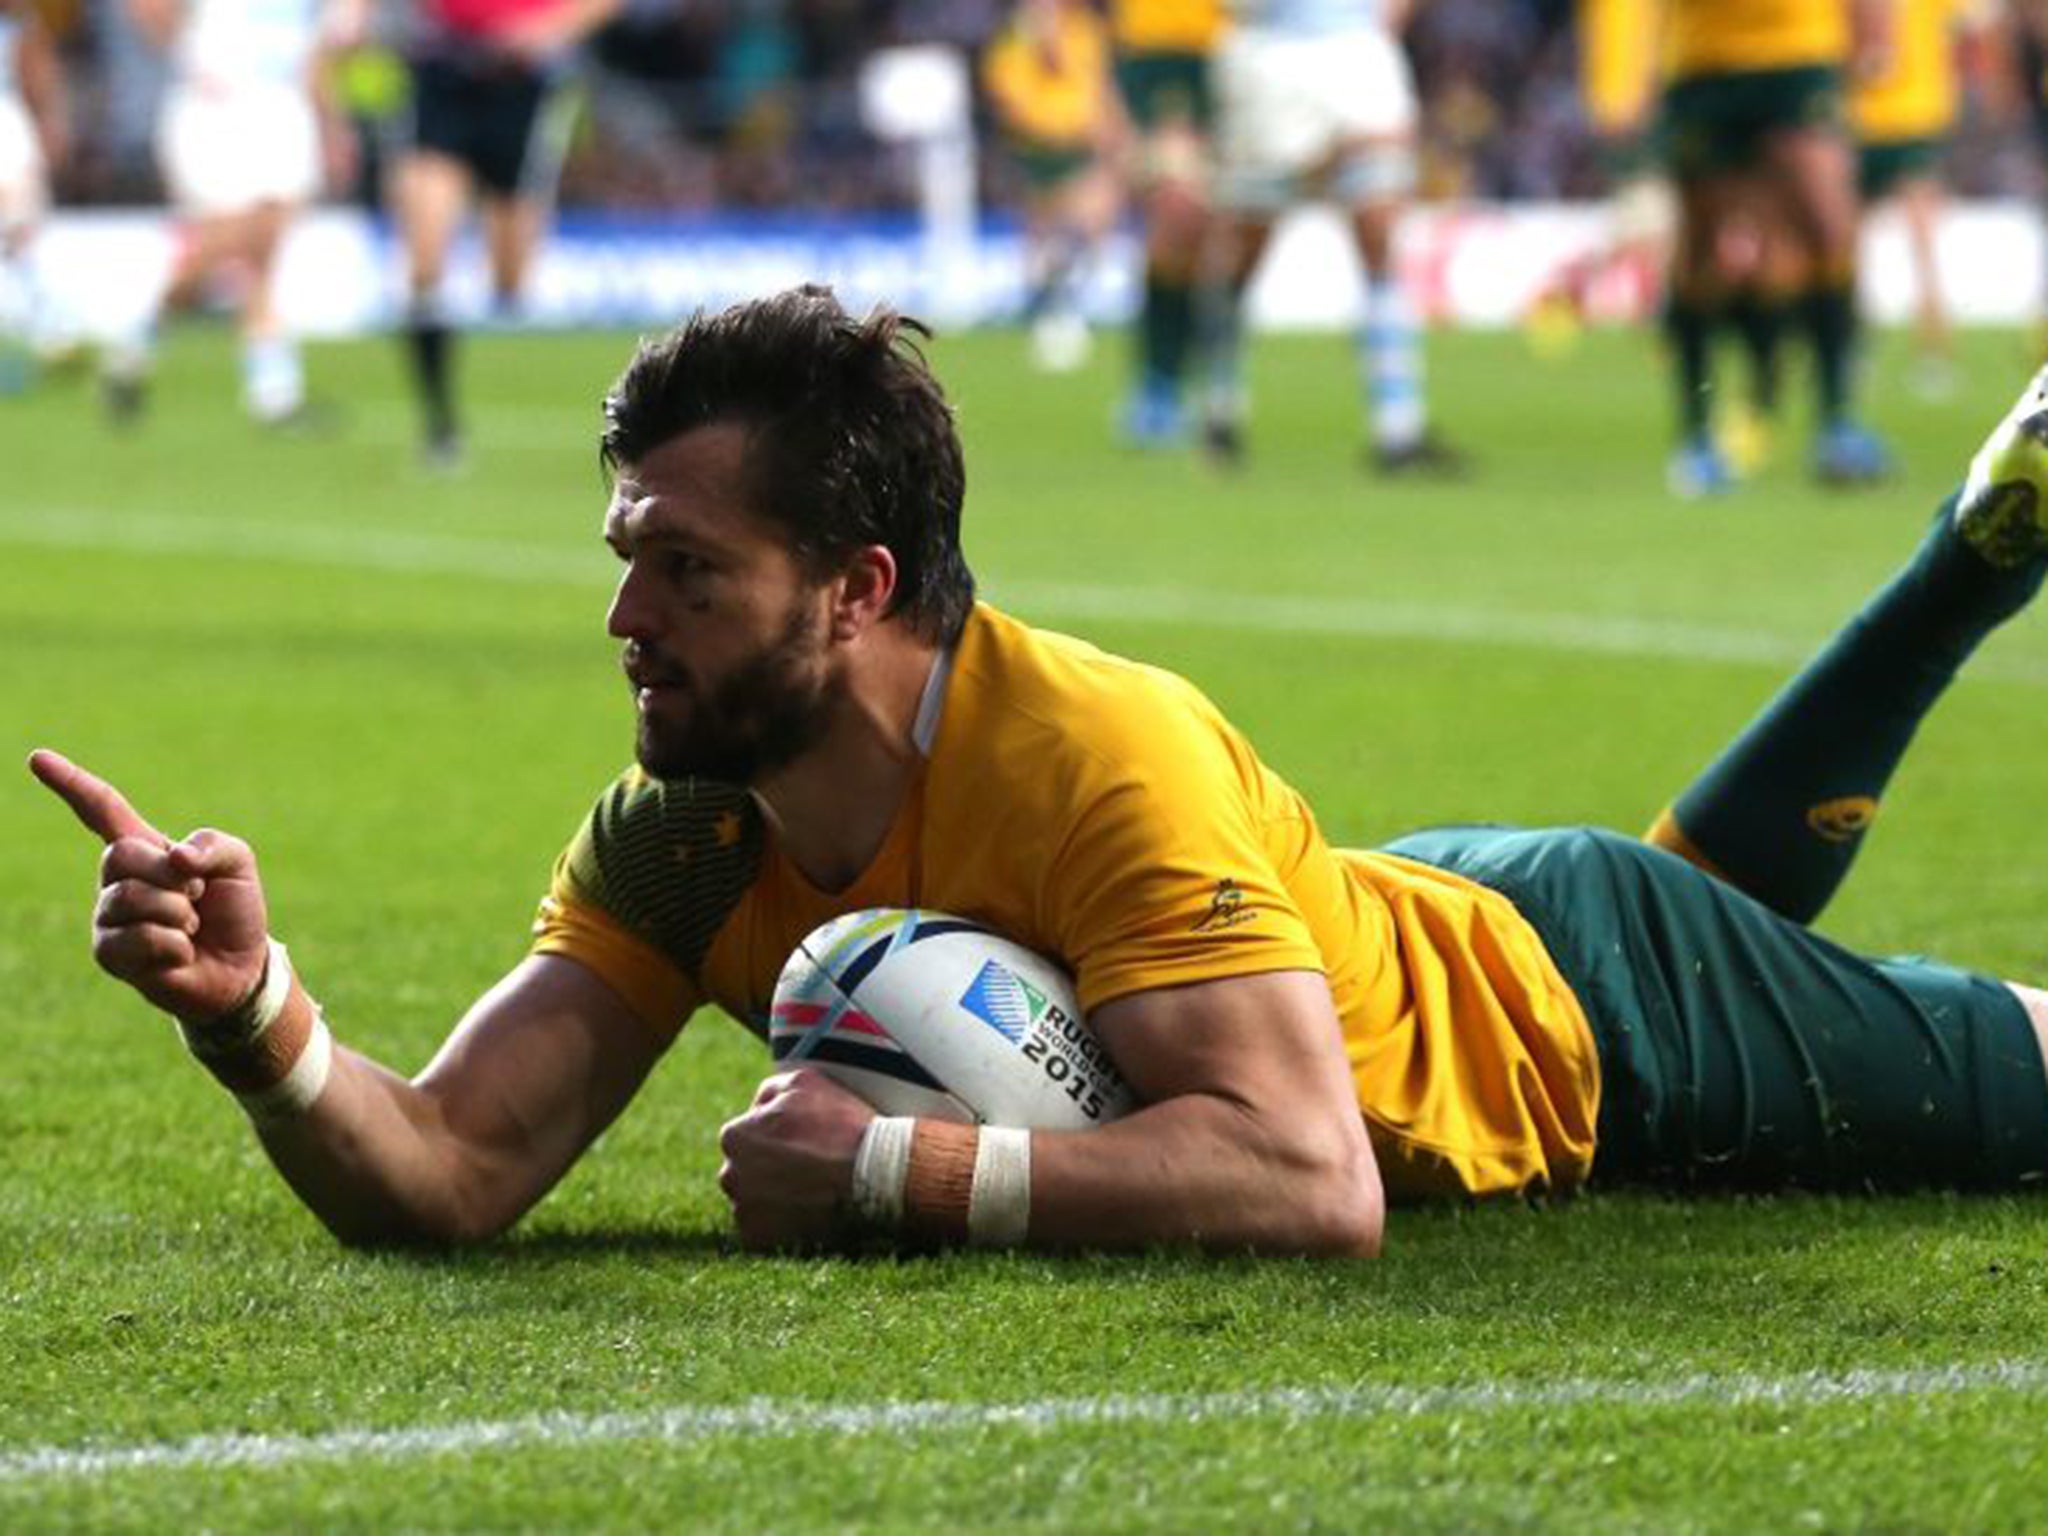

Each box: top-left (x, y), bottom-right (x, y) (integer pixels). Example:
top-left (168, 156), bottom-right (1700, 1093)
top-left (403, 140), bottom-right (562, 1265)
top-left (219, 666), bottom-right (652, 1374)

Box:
top-left (632, 599), bottom-right (837, 786)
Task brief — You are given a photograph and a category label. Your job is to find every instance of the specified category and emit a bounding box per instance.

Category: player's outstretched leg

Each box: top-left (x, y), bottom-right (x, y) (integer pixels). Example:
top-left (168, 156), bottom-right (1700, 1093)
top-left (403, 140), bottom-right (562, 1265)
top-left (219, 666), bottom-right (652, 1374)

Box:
top-left (1646, 368), bottom-right (2048, 923)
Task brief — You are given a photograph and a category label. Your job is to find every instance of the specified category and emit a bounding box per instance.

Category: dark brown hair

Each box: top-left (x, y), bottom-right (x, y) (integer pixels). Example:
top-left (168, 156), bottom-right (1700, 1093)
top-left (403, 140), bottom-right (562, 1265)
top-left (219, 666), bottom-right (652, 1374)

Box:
top-left (601, 286), bottom-right (975, 645)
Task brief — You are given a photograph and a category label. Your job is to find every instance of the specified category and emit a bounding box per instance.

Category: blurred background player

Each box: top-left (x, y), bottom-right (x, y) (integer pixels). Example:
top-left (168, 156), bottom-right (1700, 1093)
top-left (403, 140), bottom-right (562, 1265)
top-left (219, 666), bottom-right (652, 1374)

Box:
top-left (1109, 0), bottom-right (1222, 444)
top-left (394, 0), bottom-right (622, 471)
top-left (1197, 0), bottom-right (1467, 475)
top-left (1660, 0), bottom-right (1892, 497)
top-left (1524, 0), bottom-right (1670, 356)
top-left (982, 0), bottom-right (1128, 373)
top-left (105, 0), bottom-right (364, 427)
top-left (1851, 0), bottom-right (2002, 399)
top-left (2019, 0), bottom-right (2048, 352)
top-left (0, 0), bottom-right (68, 394)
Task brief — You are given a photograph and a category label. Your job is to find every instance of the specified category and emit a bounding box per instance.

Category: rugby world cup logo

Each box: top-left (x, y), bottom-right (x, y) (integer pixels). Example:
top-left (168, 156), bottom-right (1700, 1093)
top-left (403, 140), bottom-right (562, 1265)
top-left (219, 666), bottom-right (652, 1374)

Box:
top-left (959, 959), bottom-right (1051, 1045)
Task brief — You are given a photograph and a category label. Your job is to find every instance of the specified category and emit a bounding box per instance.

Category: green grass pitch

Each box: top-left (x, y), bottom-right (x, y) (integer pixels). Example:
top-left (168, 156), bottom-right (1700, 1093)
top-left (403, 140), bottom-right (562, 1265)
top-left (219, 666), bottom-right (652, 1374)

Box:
top-left (5, 319), bottom-right (2048, 1532)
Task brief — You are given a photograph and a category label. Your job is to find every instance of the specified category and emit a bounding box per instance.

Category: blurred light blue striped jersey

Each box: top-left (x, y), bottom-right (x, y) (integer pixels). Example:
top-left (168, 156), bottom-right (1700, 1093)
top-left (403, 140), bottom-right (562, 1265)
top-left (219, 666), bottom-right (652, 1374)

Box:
top-left (176, 0), bottom-right (325, 88)
top-left (1229, 0), bottom-right (1388, 36)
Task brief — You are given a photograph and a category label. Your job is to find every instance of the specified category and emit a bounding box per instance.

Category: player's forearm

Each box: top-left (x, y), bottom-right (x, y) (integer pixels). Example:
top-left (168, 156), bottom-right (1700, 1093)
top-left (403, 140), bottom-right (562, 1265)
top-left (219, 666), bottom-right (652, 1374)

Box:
top-left (1847, 0), bottom-right (1893, 76)
top-left (1025, 1094), bottom-right (1383, 1256)
top-left (251, 1047), bottom-right (524, 1247)
top-left (178, 946), bottom-right (571, 1247)
top-left (19, 26), bottom-right (67, 151)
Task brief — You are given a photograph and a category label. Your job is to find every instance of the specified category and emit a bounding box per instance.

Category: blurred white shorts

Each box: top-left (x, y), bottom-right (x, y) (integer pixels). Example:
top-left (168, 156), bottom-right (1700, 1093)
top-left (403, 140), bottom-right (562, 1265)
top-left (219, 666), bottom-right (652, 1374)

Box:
top-left (0, 96), bottom-right (47, 231)
top-left (1214, 27), bottom-right (1417, 210)
top-left (159, 80), bottom-right (320, 215)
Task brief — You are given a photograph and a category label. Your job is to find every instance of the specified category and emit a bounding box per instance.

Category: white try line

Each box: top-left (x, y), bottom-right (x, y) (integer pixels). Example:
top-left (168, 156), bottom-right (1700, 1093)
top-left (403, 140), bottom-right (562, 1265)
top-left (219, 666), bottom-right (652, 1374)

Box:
top-left (6, 1358), bottom-right (2048, 1484)
top-left (4, 504), bottom-right (2047, 682)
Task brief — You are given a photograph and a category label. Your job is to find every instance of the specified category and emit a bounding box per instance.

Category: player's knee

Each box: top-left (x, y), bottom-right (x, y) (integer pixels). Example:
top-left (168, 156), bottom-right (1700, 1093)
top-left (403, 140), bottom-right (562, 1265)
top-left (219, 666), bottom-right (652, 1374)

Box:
top-left (1642, 806), bottom-right (1716, 870)
top-left (2005, 983), bottom-right (2048, 1078)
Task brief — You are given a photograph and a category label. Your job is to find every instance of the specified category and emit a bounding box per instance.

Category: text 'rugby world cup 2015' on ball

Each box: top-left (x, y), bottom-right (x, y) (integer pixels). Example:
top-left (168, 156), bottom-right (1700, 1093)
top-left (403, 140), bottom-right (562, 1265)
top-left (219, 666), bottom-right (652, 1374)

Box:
top-left (769, 909), bottom-right (1133, 1129)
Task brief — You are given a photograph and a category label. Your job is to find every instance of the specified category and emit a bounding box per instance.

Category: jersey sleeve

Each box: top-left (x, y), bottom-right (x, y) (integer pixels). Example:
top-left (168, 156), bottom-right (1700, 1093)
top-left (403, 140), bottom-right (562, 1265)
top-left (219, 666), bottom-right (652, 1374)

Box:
top-left (529, 769), bottom-right (767, 1039)
top-left (1045, 699), bottom-right (1328, 1014)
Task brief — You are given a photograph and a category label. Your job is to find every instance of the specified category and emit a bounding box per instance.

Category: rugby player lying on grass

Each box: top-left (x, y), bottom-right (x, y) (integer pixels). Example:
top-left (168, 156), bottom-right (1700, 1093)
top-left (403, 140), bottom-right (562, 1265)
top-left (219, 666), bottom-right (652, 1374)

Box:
top-left (31, 287), bottom-right (2048, 1256)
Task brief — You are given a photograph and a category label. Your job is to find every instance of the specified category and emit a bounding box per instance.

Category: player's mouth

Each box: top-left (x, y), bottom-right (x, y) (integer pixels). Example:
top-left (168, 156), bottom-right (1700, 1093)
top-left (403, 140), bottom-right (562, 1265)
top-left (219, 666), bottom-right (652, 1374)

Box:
top-left (631, 678), bottom-right (688, 710)
top-left (624, 648), bottom-right (689, 706)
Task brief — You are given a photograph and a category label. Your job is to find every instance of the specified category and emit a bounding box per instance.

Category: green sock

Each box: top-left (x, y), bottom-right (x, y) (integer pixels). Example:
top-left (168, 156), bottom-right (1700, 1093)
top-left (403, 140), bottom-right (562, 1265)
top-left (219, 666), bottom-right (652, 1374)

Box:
top-left (1662, 294), bottom-right (1716, 440)
top-left (1727, 290), bottom-right (1786, 417)
top-left (1024, 233), bottom-right (1082, 323)
top-left (1660, 497), bottom-right (2046, 923)
top-left (1140, 270), bottom-right (1195, 388)
top-left (1801, 279), bottom-right (1858, 423)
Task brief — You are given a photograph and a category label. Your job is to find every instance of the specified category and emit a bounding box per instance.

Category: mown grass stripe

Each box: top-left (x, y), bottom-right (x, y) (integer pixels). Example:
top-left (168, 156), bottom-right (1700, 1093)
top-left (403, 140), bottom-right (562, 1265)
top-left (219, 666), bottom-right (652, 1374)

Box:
top-left (11, 504), bottom-right (2046, 682)
top-left (7, 1360), bottom-right (2047, 1484)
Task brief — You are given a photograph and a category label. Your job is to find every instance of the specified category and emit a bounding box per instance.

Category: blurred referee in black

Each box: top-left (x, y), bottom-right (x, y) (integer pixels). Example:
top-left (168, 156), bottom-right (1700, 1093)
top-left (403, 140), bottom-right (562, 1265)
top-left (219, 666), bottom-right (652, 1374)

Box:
top-left (395, 0), bottom-right (622, 469)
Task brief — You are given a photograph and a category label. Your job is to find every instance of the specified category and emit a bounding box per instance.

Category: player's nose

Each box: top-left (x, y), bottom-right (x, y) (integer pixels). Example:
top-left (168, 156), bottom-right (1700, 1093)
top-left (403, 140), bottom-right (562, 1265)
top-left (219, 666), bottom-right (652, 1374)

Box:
top-left (605, 564), bottom-right (655, 641)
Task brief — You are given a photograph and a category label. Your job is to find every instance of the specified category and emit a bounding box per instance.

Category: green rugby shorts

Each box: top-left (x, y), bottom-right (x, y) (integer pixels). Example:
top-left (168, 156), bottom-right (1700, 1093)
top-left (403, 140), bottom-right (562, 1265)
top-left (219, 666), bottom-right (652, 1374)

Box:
top-left (1113, 50), bottom-right (1214, 133)
top-left (1661, 65), bottom-right (1846, 178)
top-left (1857, 135), bottom-right (1941, 201)
top-left (1009, 139), bottom-right (1096, 192)
top-left (1383, 824), bottom-right (2048, 1192)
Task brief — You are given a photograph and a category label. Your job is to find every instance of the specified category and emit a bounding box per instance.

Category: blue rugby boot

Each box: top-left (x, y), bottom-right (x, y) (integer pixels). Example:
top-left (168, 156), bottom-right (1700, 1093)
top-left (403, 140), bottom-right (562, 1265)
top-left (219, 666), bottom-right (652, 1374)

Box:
top-left (1812, 419), bottom-right (1894, 487)
top-left (1667, 433), bottom-right (1735, 500)
top-left (1117, 374), bottom-right (1188, 450)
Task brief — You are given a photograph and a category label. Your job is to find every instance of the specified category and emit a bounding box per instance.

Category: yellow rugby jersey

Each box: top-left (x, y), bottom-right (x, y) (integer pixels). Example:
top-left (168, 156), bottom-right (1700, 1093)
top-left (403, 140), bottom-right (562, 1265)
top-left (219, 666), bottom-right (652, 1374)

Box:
top-left (984, 4), bottom-right (1115, 147)
top-left (532, 604), bottom-right (1600, 1200)
top-left (1109, 0), bottom-right (1223, 55)
top-left (1852, 0), bottom-right (1967, 140)
top-left (1665, 0), bottom-right (1848, 76)
top-left (1580, 0), bottom-right (1663, 134)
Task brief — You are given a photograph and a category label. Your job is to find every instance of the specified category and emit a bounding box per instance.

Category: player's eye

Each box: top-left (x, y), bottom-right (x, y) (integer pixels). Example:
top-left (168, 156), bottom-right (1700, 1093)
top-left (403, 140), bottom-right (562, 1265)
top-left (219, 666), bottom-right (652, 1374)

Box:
top-left (665, 551), bottom-right (713, 582)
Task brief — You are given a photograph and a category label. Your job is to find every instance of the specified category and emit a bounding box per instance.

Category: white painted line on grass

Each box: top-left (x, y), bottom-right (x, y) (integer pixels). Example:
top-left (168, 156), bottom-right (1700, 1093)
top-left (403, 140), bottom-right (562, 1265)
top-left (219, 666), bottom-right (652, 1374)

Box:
top-left (1000, 577), bottom-right (1818, 667)
top-left (0, 506), bottom-right (603, 587)
top-left (4, 1358), bottom-right (2046, 1485)
top-left (4, 504), bottom-right (2046, 683)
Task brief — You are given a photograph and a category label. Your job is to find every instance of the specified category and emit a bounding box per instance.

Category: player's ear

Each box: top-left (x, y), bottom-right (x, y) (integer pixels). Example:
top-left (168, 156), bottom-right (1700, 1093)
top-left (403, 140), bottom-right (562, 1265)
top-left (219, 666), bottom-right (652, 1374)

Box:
top-left (829, 545), bottom-right (898, 640)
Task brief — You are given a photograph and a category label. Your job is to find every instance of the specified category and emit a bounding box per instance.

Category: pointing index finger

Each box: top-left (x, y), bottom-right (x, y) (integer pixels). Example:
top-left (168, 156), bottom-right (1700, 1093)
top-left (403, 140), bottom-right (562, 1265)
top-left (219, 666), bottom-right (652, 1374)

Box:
top-left (27, 750), bottom-right (169, 848)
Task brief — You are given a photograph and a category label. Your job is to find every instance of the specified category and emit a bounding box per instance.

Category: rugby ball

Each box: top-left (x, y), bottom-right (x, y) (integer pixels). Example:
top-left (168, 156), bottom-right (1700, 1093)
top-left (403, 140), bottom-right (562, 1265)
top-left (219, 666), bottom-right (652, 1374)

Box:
top-left (769, 908), bottom-right (1132, 1129)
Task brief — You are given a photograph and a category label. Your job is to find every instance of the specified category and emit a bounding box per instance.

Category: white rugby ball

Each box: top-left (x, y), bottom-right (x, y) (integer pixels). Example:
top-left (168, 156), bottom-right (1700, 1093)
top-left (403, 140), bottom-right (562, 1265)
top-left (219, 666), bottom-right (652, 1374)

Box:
top-left (769, 908), bottom-right (1132, 1130)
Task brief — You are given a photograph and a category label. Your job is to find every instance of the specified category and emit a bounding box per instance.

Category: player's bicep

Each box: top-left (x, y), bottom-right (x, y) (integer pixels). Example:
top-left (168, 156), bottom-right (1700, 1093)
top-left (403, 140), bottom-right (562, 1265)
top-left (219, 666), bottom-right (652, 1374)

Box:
top-left (1034, 970), bottom-right (1383, 1254)
top-left (413, 953), bottom-right (673, 1207)
top-left (1087, 968), bottom-right (1359, 1119)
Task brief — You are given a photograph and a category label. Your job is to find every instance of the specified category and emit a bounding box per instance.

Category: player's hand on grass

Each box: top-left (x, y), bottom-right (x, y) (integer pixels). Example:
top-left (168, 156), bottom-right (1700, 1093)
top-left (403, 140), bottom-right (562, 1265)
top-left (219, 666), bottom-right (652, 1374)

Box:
top-left (718, 1069), bottom-right (876, 1251)
top-left (28, 750), bottom-right (272, 1026)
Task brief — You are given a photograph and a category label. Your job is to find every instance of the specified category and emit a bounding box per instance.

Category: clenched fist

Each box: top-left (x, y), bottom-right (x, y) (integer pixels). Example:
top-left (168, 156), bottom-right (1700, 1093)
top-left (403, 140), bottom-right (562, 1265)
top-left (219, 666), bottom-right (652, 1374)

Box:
top-left (717, 1069), bottom-right (877, 1251)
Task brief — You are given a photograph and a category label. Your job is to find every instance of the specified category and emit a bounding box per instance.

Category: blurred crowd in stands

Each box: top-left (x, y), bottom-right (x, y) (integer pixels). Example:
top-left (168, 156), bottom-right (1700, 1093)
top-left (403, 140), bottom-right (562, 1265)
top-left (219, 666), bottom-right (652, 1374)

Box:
top-left (24, 0), bottom-right (2047, 216)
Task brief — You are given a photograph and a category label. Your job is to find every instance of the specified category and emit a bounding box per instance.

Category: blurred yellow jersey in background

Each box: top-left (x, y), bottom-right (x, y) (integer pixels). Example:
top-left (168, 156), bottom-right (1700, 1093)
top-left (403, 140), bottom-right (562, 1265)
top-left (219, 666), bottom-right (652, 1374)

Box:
top-left (1853, 0), bottom-right (1973, 141)
top-left (1109, 0), bottom-right (1224, 56)
top-left (1580, 0), bottom-right (1664, 134)
top-left (984, 3), bottom-right (1117, 147)
top-left (1666, 0), bottom-right (1848, 77)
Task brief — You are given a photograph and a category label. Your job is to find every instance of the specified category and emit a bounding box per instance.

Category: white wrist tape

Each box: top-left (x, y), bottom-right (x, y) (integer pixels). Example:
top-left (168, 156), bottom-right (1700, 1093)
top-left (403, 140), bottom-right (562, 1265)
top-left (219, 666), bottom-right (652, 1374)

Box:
top-left (239, 937), bottom-right (295, 1036)
top-left (179, 938), bottom-right (294, 1058)
top-left (967, 1126), bottom-right (1032, 1247)
top-left (851, 1115), bottom-right (915, 1228)
top-left (238, 1016), bottom-right (334, 1125)
top-left (177, 939), bottom-right (334, 1124)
